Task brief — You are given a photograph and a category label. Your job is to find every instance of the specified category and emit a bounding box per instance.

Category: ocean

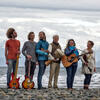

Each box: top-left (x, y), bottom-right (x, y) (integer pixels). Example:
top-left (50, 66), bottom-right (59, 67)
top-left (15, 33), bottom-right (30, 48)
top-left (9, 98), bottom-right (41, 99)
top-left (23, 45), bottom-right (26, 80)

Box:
top-left (0, 66), bottom-right (100, 89)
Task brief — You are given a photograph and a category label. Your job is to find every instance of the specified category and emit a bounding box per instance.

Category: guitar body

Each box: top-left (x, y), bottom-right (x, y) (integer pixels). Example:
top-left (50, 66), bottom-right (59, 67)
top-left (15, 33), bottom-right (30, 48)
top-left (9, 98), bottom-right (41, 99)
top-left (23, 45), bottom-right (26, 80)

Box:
top-left (9, 55), bottom-right (20, 89)
top-left (22, 78), bottom-right (34, 89)
top-left (46, 49), bottom-right (64, 66)
top-left (83, 54), bottom-right (88, 63)
top-left (62, 54), bottom-right (78, 67)
top-left (9, 73), bottom-right (20, 89)
top-left (45, 60), bottom-right (52, 66)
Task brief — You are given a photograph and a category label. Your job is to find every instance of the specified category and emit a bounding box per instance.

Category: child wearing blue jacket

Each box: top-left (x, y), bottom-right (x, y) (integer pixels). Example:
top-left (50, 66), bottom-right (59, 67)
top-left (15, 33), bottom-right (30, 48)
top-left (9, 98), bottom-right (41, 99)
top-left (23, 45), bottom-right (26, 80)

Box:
top-left (36, 31), bottom-right (49, 89)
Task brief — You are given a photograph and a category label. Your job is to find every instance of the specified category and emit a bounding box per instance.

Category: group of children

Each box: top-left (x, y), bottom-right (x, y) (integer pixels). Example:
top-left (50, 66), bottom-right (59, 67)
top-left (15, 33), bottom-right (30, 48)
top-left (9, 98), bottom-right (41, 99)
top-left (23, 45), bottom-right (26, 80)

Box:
top-left (5, 28), bottom-right (96, 90)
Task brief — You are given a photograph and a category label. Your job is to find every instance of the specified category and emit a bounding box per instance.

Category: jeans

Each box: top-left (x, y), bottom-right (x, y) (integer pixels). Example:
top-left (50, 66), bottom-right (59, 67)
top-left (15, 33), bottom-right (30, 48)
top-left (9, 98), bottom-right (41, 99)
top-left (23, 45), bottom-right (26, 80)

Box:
top-left (38, 60), bottom-right (46, 89)
top-left (7, 59), bottom-right (17, 86)
top-left (66, 62), bottom-right (78, 88)
top-left (84, 74), bottom-right (92, 85)
top-left (25, 60), bottom-right (36, 80)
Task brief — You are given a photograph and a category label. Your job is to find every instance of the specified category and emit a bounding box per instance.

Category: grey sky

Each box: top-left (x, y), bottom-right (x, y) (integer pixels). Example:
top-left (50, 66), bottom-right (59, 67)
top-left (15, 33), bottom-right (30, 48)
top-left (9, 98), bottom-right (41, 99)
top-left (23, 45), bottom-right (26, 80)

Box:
top-left (0, 0), bottom-right (100, 11)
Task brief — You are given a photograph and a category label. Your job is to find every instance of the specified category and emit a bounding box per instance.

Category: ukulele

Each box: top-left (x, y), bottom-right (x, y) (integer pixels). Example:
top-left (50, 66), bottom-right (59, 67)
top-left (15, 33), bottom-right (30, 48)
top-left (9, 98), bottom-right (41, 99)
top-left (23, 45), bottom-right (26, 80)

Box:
top-left (9, 55), bottom-right (20, 89)
top-left (83, 54), bottom-right (92, 72)
top-left (62, 52), bottom-right (92, 67)
top-left (22, 60), bottom-right (34, 89)
top-left (45, 49), bottom-right (64, 66)
top-left (45, 60), bottom-right (52, 66)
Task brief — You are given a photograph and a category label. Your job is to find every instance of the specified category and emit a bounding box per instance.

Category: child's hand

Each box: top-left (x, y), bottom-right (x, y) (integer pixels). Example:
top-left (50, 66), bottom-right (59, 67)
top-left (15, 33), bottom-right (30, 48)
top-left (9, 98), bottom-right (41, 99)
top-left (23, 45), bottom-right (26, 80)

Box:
top-left (94, 67), bottom-right (96, 72)
top-left (36, 62), bottom-right (38, 65)
top-left (6, 60), bottom-right (8, 65)
top-left (84, 62), bottom-right (88, 66)
top-left (17, 51), bottom-right (20, 55)
top-left (27, 55), bottom-right (32, 60)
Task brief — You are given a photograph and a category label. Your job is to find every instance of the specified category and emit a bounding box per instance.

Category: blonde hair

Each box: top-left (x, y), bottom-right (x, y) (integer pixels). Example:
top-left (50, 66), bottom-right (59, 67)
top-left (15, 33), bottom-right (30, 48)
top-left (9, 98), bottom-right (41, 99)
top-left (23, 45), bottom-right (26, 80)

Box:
top-left (53, 35), bottom-right (59, 39)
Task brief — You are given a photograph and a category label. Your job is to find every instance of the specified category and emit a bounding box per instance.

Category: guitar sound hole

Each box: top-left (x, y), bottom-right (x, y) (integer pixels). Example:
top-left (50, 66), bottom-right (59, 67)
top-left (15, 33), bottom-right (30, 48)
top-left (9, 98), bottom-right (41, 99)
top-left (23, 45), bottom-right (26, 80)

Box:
top-left (13, 83), bottom-right (16, 85)
top-left (69, 57), bottom-right (75, 62)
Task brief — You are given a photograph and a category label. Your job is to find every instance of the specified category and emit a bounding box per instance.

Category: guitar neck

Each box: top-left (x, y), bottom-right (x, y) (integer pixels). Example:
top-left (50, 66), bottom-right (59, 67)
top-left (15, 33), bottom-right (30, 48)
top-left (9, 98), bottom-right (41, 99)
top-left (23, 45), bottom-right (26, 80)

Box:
top-left (14, 55), bottom-right (19, 79)
top-left (28, 60), bottom-right (31, 77)
top-left (77, 51), bottom-right (93, 58)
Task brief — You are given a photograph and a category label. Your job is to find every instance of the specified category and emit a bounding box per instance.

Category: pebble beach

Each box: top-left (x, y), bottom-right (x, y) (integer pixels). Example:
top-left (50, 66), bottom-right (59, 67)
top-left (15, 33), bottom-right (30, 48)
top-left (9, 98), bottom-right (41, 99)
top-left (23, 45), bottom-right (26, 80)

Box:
top-left (0, 88), bottom-right (100, 100)
top-left (0, 67), bottom-right (100, 100)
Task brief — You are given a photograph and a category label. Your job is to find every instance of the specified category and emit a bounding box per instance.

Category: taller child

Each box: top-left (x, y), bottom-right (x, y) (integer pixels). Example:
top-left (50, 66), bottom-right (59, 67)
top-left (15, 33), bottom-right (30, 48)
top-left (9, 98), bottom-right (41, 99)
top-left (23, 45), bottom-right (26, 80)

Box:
top-left (5, 28), bottom-right (20, 88)
top-left (36, 31), bottom-right (49, 89)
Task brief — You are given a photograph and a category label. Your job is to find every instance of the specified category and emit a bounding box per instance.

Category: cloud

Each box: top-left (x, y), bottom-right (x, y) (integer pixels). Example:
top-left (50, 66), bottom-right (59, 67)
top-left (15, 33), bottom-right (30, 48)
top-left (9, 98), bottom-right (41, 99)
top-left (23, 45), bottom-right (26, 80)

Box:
top-left (0, 0), bottom-right (100, 11)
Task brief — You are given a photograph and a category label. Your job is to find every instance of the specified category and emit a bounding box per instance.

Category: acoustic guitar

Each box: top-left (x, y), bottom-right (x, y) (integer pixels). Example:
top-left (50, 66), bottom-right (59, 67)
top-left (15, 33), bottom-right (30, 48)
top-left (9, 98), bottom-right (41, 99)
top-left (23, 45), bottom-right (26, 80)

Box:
top-left (62, 52), bottom-right (92, 67)
top-left (83, 54), bottom-right (92, 72)
top-left (22, 60), bottom-right (34, 89)
top-left (45, 60), bottom-right (52, 66)
top-left (45, 49), bottom-right (64, 66)
top-left (9, 55), bottom-right (20, 89)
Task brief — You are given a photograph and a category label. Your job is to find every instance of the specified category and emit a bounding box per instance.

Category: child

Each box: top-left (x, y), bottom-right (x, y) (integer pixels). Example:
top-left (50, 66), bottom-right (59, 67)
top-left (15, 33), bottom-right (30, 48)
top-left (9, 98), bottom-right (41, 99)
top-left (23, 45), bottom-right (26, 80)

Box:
top-left (5, 28), bottom-right (20, 88)
top-left (22, 32), bottom-right (37, 81)
top-left (81, 40), bottom-right (96, 89)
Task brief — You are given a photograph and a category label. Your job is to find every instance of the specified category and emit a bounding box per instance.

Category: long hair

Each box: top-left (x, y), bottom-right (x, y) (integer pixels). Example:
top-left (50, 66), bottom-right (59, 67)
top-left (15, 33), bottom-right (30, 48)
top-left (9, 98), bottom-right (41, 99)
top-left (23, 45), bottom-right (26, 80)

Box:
top-left (39, 31), bottom-right (46, 40)
top-left (28, 32), bottom-right (34, 40)
top-left (6, 28), bottom-right (15, 38)
top-left (65, 39), bottom-right (76, 50)
top-left (88, 40), bottom-right (94, 47)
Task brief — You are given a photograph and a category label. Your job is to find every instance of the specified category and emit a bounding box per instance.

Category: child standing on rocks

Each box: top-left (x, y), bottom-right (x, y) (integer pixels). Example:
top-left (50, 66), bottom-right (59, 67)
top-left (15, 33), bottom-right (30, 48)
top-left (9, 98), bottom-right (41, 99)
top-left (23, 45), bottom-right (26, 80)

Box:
top-left (5, 28), bottom-right (20, 88)
top-left (81, 40), bottom-right (96, 89)
top-left (22, 32), bottom-right (37, 81)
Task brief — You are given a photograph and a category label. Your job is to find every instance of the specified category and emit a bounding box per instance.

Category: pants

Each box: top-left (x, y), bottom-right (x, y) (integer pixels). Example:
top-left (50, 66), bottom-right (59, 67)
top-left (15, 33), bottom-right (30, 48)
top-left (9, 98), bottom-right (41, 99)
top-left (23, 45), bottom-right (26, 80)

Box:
top-left (37, 60), bottom-right (46, 89)
top-left (25, 60), bottom-right (36, 80)
top-left (66, 62), bottom-right (78, 88)
top-left (84, 74), bottom-right (92, 85)
top-left (7, 59), bottom-right (17, 86)
top-left (48, 62), bottom-right (60, 87)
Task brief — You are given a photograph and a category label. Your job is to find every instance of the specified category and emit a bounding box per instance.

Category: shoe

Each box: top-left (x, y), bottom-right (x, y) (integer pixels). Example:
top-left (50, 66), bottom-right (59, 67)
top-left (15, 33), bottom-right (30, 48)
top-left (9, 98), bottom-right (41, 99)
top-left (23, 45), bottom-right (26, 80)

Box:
top-left (7, 86), bottom-right (10, 89)
top-left (38, 87), bottom-right (46, 90)
top-left (48, 86), bottom-right (52, 88)
top-left (84, 86), bottom-right (89, 90)
top-left (68, 88), bottom-right (73, 90)
top-left (41, 87), bottom-right (46, 89)
top-left (54, 86), bottom-right (58, 89)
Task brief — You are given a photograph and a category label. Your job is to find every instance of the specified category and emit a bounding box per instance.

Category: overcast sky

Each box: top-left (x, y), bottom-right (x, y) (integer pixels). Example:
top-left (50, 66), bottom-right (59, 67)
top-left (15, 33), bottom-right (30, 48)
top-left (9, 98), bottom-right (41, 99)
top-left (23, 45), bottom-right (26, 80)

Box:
top-left (0, 0), bottom-right (100, 11)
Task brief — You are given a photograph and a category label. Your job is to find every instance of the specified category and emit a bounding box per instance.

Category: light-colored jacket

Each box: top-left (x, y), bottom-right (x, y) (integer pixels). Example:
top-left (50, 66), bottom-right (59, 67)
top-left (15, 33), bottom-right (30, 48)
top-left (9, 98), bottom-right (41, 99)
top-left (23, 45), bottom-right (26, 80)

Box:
top-left (48, 42), bottom-right (61, 62)
top-left (81, 49), bottom-right (96, 74)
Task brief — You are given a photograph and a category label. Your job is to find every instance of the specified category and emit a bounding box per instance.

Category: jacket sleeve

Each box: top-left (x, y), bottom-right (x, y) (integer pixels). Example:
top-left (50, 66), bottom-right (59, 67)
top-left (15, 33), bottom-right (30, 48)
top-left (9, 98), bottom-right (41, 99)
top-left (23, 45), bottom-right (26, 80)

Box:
top-left (22, 42), bottom-right (27, 57)
top-left (80, 51), bottom-right (86, 64)
top-left (48, 44), bottom-right (52, 53)
top-left (64, 48), bottom-right (73, 56)
top-left (93, 51), bottom-right (96, 67)
top-left (48, 44), bottom-right (54, 60)
top-left (36, 42), bottom-right (48, 56)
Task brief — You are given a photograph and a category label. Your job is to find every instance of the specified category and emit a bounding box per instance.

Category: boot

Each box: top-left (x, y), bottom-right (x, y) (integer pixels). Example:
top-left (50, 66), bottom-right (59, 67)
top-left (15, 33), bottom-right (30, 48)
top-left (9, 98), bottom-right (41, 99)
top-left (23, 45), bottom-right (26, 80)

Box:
top-left (84, 85), bottom-right (89, 90)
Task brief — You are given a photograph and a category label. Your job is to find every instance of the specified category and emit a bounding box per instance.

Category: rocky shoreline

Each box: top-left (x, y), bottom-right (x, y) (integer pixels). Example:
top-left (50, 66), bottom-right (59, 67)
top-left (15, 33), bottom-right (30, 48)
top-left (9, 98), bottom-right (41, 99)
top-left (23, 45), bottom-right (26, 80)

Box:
top-left (0, 88), bottom-right (100, 100)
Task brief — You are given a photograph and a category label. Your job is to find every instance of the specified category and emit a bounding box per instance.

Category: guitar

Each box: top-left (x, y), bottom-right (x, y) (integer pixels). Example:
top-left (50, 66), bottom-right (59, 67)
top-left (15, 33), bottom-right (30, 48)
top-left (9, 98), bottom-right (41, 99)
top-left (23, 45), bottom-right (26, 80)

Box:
top-left (62, 52), bottom-right (92, 67)
top-left (45, 60), bottom-right (52, 66)
top-left (45, 49), bottom-right (64, 66)
top-left (9, 55), bottom-right (20, 89)
top-left (82, 54), bottom-right (92, 72)
top-left (22, 60), bottom-right (34, 89)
